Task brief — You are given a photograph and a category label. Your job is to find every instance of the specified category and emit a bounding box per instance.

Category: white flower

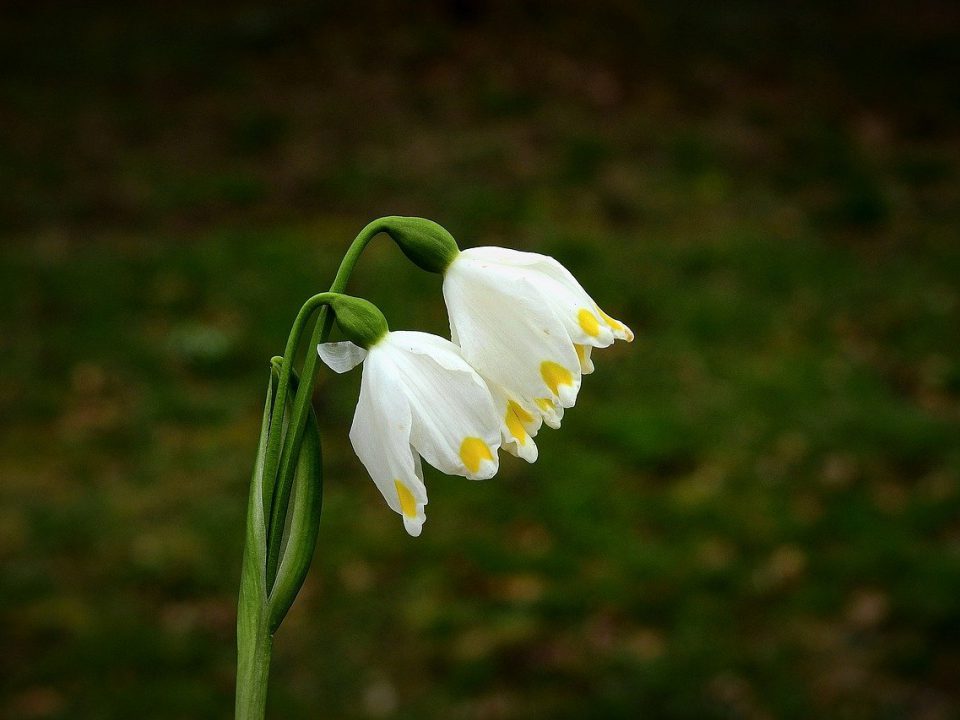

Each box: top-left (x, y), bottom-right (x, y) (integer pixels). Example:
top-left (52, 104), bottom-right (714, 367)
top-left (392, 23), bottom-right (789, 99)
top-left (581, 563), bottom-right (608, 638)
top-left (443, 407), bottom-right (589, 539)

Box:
top-left (318, 331), bottom-right (501, 537)
top-left (442, 246), bottom-right (633, 462)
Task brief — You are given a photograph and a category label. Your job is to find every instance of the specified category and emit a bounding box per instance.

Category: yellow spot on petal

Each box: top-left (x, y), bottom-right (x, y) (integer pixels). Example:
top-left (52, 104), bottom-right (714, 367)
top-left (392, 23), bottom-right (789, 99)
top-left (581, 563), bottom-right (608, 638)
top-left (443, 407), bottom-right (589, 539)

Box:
top-left (512, 401), bottom-right (534, 423)
top-left (540, 361), bottom-right (573, 396)
top-left (394, 480), bottom-right (417, 518)
top-left (575, 343), bottom-right (587, 365)
top-left (536, 398), bottom-right (554, 412)
top-left (460, 437), bottom-right (493, 474)
top-left (598, 307), bottom-right (624, 332)
top-left (505, 401), bottom-right (532, 445)
top-left (577, 308), bottom-right (601, 337)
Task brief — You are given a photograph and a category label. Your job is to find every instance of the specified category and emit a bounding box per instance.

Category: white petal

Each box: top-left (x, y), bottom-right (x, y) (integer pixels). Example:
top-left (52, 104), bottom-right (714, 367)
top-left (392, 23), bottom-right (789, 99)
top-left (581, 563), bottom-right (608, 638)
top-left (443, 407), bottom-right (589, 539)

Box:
top-left (402, 452), bottom-right (427, 537)
top-left (389, 330), bottom-right (487, 377)
top-left (486, 381), bottom-right (540, 463)
top-left (534, 395), bottom-right (564, 429)
top-left (382, 332), bottom-right (501, 480)
top-left (457, 245), bottom-right (547, 268)
top-left (594, 305), bottom-right (634, 342)
top-left (575, 343), bottom-right (595, 374)
top-left (458, 247), bottom-right (634, 346)
top-left (444, 260), bottom-right (582, 420)
top-left (517, 251), bottom-right (634, 343)
top-left (317, 341), bottom-right (367, 374)
top-left (527, 272), bottom-right (615, 347)
top-left (349, 349), bottom-right (427, 536)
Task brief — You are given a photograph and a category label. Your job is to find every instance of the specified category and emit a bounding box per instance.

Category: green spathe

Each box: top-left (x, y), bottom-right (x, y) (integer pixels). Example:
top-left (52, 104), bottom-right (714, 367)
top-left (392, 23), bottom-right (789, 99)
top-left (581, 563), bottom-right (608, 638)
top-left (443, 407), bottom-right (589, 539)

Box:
top-left (383, 216), bottom-right (460, 274)
top-left (330, 294), bottom-right (389, 348)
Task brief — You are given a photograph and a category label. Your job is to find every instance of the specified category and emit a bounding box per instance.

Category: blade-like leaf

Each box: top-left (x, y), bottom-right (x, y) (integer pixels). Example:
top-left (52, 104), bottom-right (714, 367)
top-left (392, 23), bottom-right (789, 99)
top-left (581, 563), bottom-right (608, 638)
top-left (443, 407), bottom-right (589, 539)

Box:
top-left (235, 364), bottom-right (278, 717)
top-left (268, 368), bottom-right (324, 631)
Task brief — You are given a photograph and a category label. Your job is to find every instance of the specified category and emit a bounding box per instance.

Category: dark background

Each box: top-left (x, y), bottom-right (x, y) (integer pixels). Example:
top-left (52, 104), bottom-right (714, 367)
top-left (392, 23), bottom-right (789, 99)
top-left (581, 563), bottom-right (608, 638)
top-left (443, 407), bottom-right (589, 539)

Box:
top-left (2, 2), bottom-right (959, 718)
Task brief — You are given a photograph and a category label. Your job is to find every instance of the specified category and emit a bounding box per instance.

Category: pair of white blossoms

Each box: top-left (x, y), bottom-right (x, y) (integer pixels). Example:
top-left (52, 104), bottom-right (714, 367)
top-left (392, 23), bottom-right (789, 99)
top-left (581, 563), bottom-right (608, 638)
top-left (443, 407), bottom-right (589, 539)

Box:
top-left (318, 246), bottom-right (633, 536)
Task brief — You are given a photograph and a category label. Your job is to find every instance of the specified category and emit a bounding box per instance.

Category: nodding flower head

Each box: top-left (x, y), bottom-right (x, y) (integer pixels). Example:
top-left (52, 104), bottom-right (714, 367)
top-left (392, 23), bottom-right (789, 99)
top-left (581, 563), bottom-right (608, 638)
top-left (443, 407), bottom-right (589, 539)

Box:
top-left (319, 330), bottom-right (501, 536)
top-left (441, 246), bottom-right (633, 462)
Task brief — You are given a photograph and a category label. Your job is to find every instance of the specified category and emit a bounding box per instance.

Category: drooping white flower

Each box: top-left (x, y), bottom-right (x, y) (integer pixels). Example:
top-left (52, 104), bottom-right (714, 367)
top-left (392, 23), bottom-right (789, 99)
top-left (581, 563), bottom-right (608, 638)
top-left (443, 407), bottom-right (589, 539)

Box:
top-left (442, 246), bottom-right (633, 461)
top-left (318, 331), bottom-right (501, 537)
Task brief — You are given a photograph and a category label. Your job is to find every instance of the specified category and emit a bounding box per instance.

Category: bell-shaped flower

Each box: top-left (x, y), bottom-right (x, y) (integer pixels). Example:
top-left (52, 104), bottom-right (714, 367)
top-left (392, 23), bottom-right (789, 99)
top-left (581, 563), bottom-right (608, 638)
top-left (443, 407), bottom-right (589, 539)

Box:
top-left (318, 331), bottom-right (501, 537)
top-left (442, 246), bottom-right (633, 462)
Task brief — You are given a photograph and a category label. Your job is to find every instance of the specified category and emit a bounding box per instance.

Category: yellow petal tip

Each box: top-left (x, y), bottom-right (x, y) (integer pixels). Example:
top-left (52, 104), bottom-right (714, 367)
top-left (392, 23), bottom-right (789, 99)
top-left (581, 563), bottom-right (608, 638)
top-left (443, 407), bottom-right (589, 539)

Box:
top-left (577, 308), bottom-right (601, 337)
top-left (460, 437), bottom-right (494, 474)
top-left (394, 479), bottom-right (417, 518)
top-left (540, 360), bottom-right (573, 395)
top-left (505, 400), bottom-right (532, 445)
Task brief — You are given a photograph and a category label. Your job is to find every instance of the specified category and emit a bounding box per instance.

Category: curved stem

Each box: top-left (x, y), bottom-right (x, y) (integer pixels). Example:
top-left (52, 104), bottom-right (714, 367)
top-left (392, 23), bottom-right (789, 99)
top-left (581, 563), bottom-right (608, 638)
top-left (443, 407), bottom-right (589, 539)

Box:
top-left (264, 218), bottom-right (388, 588)
top-left (259, 292), bottom-right (338, 516)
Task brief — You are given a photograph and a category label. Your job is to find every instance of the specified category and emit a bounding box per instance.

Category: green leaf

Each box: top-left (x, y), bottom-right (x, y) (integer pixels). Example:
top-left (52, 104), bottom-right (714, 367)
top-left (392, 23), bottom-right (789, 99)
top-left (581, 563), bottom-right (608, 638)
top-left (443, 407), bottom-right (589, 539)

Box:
top-left (267, 367), bottom-right (324, 631)
top-left (235, 364), bottom-right (278, 718)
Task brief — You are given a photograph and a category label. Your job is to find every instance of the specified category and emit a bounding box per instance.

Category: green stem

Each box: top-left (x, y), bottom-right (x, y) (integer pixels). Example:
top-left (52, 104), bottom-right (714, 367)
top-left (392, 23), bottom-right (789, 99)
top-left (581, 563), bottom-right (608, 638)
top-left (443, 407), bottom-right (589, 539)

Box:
top-left (264, 218), bottom-right (388, 588)
top-left (259, 292), bottom-right (337, 515)
top-left (235, 614), bottom-right (272, 720)
top-left (235, 369), bottom-right (278, 720)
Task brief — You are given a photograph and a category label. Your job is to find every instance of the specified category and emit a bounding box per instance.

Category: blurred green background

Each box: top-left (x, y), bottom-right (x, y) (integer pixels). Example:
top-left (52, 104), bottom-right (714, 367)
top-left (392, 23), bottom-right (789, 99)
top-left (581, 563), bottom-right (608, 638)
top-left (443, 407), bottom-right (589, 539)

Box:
top-left (2, 2), bottom-right (959, 718)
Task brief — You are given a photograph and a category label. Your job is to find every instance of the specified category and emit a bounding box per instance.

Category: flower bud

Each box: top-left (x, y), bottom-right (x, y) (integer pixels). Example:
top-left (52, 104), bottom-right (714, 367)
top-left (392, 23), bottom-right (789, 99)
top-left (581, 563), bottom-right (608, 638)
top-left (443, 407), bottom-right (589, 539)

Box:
top-left (382, 216), bottom-right (460, 274)
top-left (329, 294), bottom-right (389, 348)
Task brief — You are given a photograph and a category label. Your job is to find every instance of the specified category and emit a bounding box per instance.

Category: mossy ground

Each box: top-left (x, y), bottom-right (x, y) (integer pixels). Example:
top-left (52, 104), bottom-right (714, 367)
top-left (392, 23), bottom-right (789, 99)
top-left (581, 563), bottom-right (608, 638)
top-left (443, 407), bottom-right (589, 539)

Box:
top-left (1, 3), bottom-right (958, 718)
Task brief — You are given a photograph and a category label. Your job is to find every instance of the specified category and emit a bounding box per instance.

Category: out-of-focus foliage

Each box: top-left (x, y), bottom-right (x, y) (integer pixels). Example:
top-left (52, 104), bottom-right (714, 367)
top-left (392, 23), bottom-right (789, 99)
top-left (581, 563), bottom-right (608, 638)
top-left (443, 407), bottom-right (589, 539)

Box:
top-left (1, 2), bottom-right (958, 718)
